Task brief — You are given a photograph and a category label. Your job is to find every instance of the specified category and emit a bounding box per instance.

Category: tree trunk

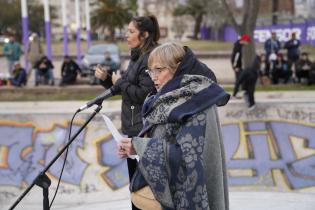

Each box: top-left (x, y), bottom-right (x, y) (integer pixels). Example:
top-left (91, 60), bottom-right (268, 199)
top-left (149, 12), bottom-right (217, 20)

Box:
top-left (220, 0), bottom-right (260, 68)
top-left (108, 27), bottom-right (115, 42)
top-left (290, 0), bottom-right (295, 16)
top-left (193, 13), bottom-right (203, 40)
top-left (242, 0), bottom-right (260, 68)
top-left (272, 0), bottom-right (279, 25)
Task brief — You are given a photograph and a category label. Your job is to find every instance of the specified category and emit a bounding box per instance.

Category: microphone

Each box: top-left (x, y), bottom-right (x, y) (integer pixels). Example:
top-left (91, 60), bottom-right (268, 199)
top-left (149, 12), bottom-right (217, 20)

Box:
top-left (78, 88), bottom-right (113, 112)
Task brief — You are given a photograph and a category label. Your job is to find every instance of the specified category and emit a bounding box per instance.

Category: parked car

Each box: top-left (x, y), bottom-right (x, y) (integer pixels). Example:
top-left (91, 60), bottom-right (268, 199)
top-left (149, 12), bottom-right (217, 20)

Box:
top-left (80, 43), bottom-right (121, 84)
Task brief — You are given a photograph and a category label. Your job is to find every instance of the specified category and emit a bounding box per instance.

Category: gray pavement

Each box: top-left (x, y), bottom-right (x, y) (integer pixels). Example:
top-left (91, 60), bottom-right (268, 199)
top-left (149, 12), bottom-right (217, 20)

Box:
top-left (4, 191), bottom-right (315, 210)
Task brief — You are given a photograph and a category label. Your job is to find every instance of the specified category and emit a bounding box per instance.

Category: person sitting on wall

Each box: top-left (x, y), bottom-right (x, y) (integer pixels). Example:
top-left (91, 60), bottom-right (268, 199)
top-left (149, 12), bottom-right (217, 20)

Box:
top-left (295, 52), bottom-right (312, 84)
top-left (258, 53), bottom-right (271, 86)
top-left (59, 55), bottom-right (81, 86)
top-left (310, 61), bottom-right (315, 85)
top-left (9, 62), bottom-right (27, 87)
top-left (271, 53), bottom-right (292, 84)
top-left (34, 55), bottom-right (55, 86)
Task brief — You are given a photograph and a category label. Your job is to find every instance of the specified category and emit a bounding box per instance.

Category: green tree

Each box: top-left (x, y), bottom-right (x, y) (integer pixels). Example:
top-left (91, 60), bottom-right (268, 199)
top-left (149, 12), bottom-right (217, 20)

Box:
top-left (28, 2), bottom-right (58, 37)
top-left (0, 0), bottom-right (57, 41)
top-left (91, 0), bottom-right (136, 41)
top-left (173, 0), bottom-right (207, 40)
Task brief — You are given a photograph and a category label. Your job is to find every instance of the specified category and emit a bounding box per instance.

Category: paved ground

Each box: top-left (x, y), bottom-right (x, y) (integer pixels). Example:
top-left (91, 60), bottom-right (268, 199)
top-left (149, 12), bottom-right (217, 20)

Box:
top-left (4, 191), bottom-right (315, 210)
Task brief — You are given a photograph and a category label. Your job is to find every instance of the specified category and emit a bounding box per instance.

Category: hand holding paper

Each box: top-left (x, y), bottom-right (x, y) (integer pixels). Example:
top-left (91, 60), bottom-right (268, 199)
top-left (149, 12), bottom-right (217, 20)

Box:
top-left (101, 113), bottom-right (138, 160)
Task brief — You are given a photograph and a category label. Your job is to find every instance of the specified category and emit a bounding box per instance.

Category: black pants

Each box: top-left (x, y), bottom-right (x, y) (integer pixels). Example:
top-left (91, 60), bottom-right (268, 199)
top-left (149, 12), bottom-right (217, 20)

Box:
top-left (243, 83), bottom-right (256, 107)
top-left (127, 157), bottom-right (140, 210)
top-left (296, 70), bottom-right (310, 83)
top-left (60, 74), bottom-right (76, 85)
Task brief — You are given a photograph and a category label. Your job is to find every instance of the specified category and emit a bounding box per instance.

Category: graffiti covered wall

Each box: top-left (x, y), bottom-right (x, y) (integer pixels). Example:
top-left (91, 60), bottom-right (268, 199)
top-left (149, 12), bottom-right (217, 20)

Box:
top-left (0, 101), bottom-right (315, 208)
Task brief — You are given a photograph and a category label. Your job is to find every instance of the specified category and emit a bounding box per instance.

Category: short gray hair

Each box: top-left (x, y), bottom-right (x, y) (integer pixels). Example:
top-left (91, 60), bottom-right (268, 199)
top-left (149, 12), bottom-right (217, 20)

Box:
top-left (148, 42), bottom-right (185, 74)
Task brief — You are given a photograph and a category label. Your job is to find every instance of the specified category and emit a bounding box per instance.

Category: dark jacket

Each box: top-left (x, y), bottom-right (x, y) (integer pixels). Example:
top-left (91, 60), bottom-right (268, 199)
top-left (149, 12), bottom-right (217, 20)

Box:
top-left (233, 56), bottom-right (260, 96)
top-left (284, 39), bottom-right (301, 62)
top-left (231, 40), bottom-right (243, 69)
top-left (264, 38), bottom-right (281, 58)
top-left (61, 60), bottom-right (81, 79)
top-left (175, 46), bottom-right (217, 82)
top-left (109, 49), bottom-right (155, 136)
top-left (34, 56), bottom-right (54, 73)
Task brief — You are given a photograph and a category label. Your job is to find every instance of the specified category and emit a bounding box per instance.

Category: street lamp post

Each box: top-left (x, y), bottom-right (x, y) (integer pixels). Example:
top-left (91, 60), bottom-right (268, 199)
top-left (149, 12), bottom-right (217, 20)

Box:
top-left (43, 0), bottom-right (52, 60)
top-left (75, 0), bottom-right (81, 63)
top-left (85, 0), bottom-right (91, 49)
top-left (21, 0), bottom-right (29, 69)
top-left (61, 0), bottom-right (69, 56)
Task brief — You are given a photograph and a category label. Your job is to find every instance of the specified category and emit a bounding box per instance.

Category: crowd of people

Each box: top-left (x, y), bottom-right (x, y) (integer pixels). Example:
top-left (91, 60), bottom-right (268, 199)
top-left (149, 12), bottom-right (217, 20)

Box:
top-left (1, 33), bottom-right (87, 87)
top-left (260, 31), bottom-right (315, 85)
top-left (2, 31), bottom-right (314, 89)
top-left (232, 31), bottom-right (315, 88)
top-left (230, 32), bottom-right (315, 110)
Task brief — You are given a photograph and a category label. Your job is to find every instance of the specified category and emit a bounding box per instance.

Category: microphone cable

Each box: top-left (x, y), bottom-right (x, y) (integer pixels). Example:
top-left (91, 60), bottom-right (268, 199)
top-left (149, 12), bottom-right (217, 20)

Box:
top-left (49, 109), bottom-right (79, 208)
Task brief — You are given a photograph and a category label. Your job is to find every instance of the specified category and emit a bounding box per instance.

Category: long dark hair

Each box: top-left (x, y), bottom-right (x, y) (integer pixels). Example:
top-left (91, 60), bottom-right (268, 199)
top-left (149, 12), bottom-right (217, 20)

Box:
top-left (131, 15), bottom-right (160, 56)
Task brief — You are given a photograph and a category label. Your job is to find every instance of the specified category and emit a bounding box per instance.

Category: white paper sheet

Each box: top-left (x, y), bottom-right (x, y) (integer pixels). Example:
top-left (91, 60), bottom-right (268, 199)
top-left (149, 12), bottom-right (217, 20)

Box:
top-left (101, 113), bottom-right (123, 143)
top-left (101, 113), bottom-right (138, 160)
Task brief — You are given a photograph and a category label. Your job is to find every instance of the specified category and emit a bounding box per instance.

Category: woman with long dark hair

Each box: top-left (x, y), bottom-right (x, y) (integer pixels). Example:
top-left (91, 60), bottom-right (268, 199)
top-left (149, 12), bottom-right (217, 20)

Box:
top-left (95, 15), bottom-right (160, 210)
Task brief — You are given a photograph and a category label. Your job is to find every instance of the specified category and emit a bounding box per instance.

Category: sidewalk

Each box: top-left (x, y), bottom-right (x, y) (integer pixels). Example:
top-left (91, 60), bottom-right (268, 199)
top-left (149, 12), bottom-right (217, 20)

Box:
top-left (4, 191), bottom-right (315, 210)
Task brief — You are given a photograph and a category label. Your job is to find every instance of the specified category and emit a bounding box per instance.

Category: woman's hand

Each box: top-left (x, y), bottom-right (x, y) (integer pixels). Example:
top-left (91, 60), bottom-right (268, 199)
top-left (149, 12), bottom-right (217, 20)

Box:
top-left (95, 65), bottom-right (108, 81)
top-left (112, 70), bottom-right (121, 85)
top-left (117, 138), bottom-right (136, 158)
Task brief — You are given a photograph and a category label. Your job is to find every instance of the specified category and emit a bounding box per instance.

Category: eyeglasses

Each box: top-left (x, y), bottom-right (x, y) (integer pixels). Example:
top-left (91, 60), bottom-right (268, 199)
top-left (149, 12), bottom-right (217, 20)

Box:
top-left (145, 67), bottom-right (167, 77)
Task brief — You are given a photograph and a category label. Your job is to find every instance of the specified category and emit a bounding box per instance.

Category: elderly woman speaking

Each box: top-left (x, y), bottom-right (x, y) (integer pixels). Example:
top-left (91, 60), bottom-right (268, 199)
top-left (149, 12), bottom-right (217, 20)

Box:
top-left (118, 42), bottom-right (230, 210)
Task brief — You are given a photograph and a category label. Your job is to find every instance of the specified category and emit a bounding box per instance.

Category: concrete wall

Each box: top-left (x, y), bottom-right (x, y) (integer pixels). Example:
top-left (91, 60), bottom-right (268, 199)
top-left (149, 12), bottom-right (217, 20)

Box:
top-left (1, 97), bottom-right (315, 209)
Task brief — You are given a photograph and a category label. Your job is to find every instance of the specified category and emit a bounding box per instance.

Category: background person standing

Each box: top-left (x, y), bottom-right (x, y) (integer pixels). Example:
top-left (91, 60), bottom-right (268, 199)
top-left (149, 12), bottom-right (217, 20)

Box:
top-left (284, 32), bottom-right (301, 80)
top-left (264, 32), bottom-right (281, 61)
top-left (27, 33), bottom-right (43, 79)
top-left (96, 51), bottom-right (119, 89)
top-left (231, 34), bottom-right (250, 80)
top-left (232, 56), bottom-right (260, 110)
top-left (2, 35), bottom-right (23, 77)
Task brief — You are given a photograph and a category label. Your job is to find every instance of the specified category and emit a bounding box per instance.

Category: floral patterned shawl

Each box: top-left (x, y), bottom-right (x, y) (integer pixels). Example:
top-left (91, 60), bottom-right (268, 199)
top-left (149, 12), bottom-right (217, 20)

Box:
top-left (132, 75), bottom-right (230, 210)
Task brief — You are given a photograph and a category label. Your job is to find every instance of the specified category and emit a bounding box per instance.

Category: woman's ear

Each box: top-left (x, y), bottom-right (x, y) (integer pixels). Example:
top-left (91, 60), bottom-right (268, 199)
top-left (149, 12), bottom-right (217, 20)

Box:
top-left (142, 31), bottom-right (149, 39)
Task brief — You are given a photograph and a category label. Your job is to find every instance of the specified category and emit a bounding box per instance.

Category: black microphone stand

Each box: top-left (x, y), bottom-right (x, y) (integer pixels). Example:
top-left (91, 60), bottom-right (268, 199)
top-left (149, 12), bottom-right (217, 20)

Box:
top-left (8, 105), bottom-right (103, 210)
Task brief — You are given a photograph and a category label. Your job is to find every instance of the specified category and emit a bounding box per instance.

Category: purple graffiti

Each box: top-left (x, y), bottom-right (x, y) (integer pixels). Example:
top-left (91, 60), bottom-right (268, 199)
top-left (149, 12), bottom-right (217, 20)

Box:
top-left (0, 125), bottom-right (33, 187)
top-left (222, 121), bottom-right (315, 189)
top-left (26, 125), bottom-right (87, 185)
top-left (97, 137), bottom-right (129, 189)
top-left (0, 124), bottom-right (87, 187)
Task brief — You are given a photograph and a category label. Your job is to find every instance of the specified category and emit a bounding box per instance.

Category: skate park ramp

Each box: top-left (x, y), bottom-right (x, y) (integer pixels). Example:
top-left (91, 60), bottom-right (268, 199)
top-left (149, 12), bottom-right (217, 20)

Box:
top-left (1, 91), bottom-right (315, 210)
